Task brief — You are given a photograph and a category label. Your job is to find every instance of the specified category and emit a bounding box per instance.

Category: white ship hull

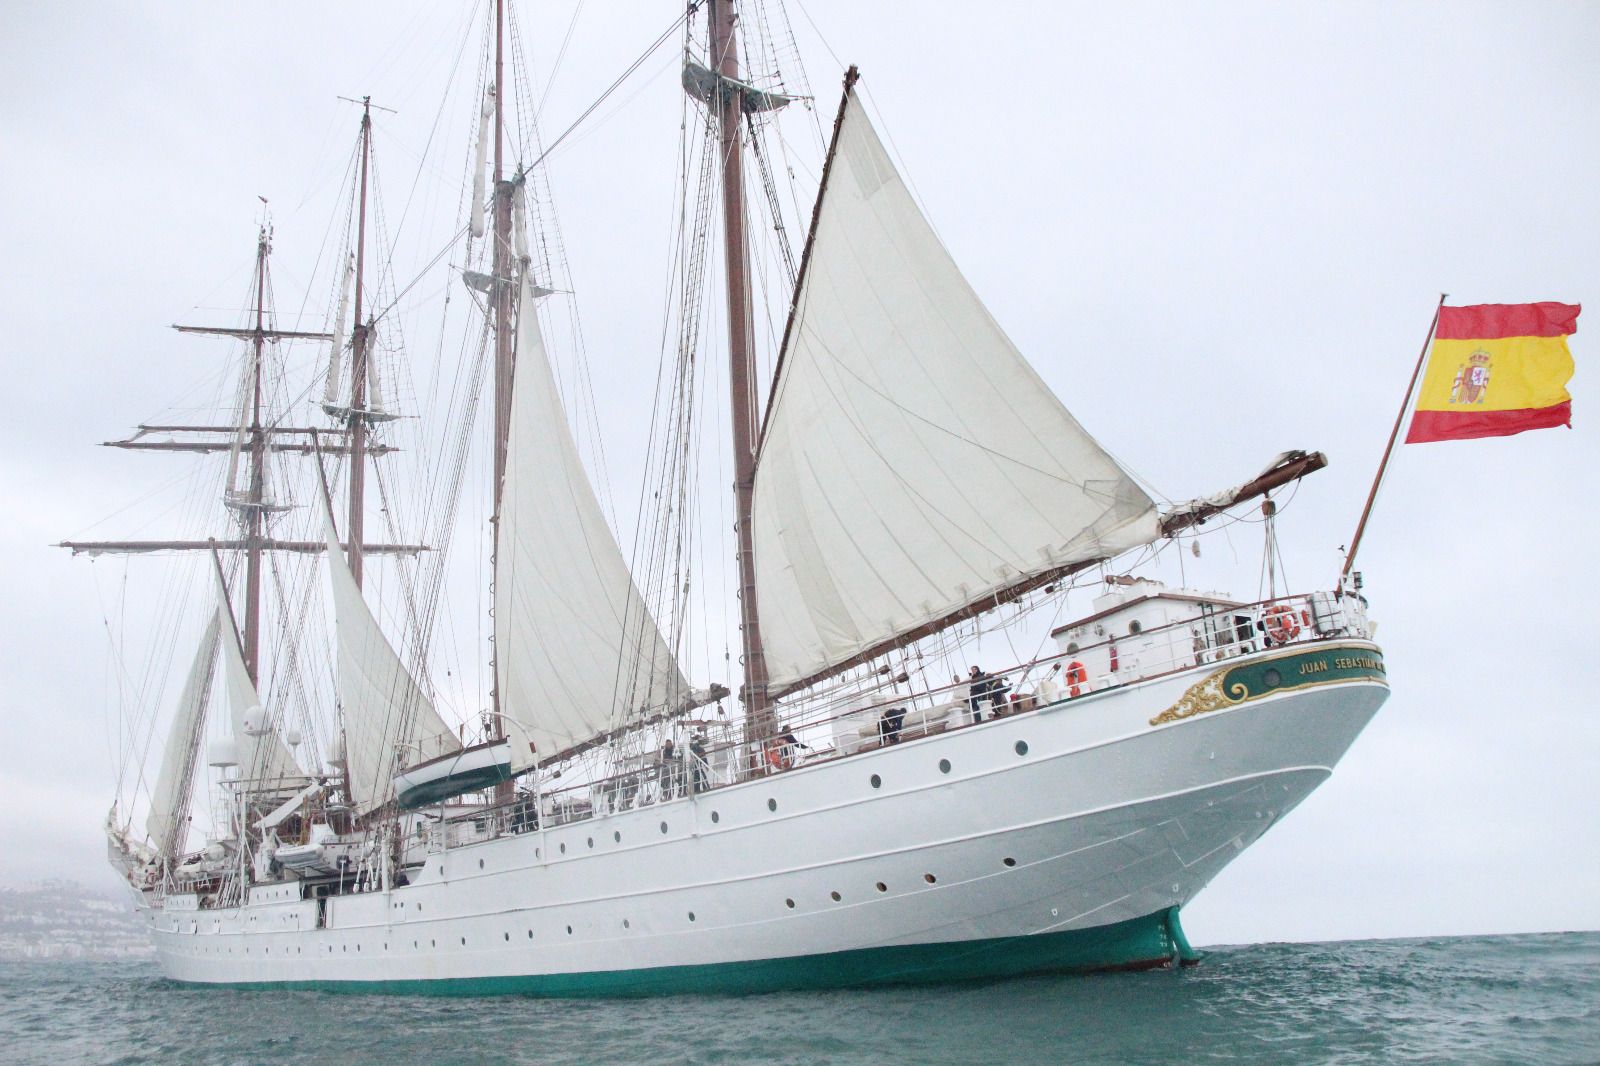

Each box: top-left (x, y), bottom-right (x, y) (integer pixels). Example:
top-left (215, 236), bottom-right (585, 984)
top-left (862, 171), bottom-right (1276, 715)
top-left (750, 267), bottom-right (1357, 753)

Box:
top-left (138, 640), bottom-right (1386, 994)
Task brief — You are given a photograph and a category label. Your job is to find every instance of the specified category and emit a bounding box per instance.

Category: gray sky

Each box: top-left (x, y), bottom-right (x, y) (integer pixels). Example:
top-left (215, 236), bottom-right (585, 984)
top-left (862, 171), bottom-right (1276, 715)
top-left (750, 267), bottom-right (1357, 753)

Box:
top-left (1, 1), bottom-right (1596, 947)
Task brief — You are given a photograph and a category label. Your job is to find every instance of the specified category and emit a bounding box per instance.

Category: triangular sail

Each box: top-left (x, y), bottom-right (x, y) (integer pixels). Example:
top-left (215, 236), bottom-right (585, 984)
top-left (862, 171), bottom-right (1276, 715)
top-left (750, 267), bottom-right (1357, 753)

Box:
top-left (212, 568), bottom-right (299, 784)
top-left (322, 512), bottom-right (460, 815)
top-left (495, 274), bottom-right (688, 767)
top-left (752, 91), bottom-right (1160, 692)
top-left (145, 614), bottom-right (221, 859)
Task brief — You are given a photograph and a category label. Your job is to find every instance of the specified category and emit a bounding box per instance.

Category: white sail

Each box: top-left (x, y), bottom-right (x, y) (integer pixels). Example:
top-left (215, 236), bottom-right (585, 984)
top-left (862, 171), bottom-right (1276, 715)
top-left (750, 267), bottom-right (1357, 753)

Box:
top-left (470, 83), bottom-right (495, 240)
top-left (322, 252), bottom-right (354, 407)
top-left (145, 615), bottom-right (221, 858)
top-left (322, 513), bottom-right (460, 814)
top-left (212, 570), bottom-right (299, 784)
top-left (751, 94), bottom-right (1160, 691)
top-left (495, 274), bottom-right (688, 767)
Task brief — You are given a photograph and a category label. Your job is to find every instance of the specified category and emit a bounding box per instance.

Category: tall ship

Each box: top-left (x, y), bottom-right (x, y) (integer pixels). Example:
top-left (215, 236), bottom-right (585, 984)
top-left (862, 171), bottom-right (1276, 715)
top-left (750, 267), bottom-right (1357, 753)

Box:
top-left (69, 0), bottom-right (1388, 993)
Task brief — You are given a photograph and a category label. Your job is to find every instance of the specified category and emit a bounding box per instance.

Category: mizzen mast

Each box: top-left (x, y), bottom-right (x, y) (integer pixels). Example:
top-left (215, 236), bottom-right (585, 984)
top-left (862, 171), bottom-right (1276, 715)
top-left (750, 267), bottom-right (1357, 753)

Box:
top-left (708, 0), bottom-right (773, 756)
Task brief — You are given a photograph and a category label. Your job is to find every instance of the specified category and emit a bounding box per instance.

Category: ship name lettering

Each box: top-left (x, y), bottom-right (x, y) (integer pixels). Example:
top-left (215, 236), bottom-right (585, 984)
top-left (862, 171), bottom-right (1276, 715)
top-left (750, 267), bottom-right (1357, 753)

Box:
top-left (1332, 656), bottom-right (1382, 671)
top-left (1298, 661), bottom-right (1328, 675)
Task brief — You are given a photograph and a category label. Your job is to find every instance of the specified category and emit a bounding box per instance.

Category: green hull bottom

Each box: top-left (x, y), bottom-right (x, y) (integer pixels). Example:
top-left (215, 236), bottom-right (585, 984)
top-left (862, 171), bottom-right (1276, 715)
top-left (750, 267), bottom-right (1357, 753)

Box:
top-left (189, 907), bottom-right (1202, 998)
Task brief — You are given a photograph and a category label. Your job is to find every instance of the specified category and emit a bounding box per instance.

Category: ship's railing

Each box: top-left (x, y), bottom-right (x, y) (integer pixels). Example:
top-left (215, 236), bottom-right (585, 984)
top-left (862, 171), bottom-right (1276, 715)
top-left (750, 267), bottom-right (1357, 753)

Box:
top-left (406, 589), bottom-right (1372, 857)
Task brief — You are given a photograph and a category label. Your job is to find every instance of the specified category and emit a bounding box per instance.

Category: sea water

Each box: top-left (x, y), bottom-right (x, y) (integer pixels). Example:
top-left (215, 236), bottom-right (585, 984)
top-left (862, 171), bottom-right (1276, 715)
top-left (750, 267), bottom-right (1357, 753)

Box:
top-left (3, 932), bottom-right (1596, 1064)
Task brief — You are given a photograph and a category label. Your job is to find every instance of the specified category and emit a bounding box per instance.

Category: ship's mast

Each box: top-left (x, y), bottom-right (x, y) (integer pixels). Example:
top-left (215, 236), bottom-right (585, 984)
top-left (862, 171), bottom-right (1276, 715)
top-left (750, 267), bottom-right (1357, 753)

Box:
top-left (489, 0), bottom-right (514, 764)
top-left (345, 99), bottom-right (374, 588)
top-left (242, 228), bottom-right (270, 681)
top-left (708, 0), bottom-right (773, 755)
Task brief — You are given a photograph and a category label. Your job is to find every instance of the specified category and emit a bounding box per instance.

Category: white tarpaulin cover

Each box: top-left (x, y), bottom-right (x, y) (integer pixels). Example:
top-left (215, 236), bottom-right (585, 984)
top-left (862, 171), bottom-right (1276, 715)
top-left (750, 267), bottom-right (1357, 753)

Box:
top-left (495, 274), bottom-right (688, 766)
top-left (323, 512), bottom-right (460, 814)
top-left (752, 93), bottom-right (1159, 689)
top-left (146, 614), bottom-right (220, 857)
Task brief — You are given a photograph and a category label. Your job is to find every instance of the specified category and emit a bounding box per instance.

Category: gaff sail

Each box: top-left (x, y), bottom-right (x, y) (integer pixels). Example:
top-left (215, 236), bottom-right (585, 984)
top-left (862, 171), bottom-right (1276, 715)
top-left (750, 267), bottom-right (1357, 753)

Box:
top-left (752, 89), bottom-right (1159, 694)
top-left (494, 273), bottom-right (689, 767)
top-left (145, 614), bottom-right (221, 859)
top-left (212, 567), bottom-right (300, 784)
top-left (322, 511), bottom-right (460, 814)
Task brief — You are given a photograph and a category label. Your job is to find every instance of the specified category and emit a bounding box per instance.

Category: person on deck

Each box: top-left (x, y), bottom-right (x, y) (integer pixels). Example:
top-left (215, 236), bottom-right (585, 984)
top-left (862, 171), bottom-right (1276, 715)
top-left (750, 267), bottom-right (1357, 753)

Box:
top-left (967, 666), bottom-right (991, 723)
top-left (657, 739), bottom-right (681, 800)
top-left (878, 706), bottom-right (907, 745)
top-left (688, 732), bottom-right (710, 792)
top-left (776, 723), bottom-right (809, 766)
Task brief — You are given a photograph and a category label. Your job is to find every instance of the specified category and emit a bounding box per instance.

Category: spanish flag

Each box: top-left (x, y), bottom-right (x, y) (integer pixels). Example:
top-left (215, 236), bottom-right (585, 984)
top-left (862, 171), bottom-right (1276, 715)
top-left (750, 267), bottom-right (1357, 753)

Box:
top-left (1406, 302), bottom-right (1579, 443)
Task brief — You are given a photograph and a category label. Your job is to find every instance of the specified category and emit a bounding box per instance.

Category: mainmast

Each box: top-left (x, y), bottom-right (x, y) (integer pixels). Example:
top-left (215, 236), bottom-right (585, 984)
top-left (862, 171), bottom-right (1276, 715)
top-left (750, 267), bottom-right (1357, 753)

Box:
top-left (708, 0), bottom-right (773, 755)
top-left (488, 0), bottom-right (515, 765)
top-left (345, 99), bottom-right (374, 588)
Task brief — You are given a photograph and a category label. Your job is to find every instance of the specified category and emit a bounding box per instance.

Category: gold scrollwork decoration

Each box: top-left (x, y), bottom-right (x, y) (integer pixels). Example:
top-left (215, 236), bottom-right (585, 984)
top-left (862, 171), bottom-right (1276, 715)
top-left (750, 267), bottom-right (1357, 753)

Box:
top-left (1149, 669), bottom-right (1236, 726)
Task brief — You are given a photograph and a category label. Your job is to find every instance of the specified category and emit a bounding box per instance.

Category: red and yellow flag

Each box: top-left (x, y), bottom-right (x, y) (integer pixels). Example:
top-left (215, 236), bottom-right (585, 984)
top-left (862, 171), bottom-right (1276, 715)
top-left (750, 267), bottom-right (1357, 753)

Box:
top-left (1406, 301), bottom-right (1579, 443)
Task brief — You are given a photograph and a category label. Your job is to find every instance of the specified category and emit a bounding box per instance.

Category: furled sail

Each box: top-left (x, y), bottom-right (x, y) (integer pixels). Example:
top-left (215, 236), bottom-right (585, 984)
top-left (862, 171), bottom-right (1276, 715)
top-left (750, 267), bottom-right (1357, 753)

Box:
top-left (495, 274), bottom-right (688, 767)
top-left (146, 615), bottom-right (221, 859)
top-left (212, 568), bottom-right (300, 784)
top-left (322, 513), bottom-right (460, 814)
top-left (752, 90), bottom-right (1160, 692)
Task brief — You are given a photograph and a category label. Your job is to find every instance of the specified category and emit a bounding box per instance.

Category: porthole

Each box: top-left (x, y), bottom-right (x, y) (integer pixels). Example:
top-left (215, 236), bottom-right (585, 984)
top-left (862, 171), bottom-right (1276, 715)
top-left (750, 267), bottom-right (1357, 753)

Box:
top-left (559, 842), bottom-right (567, 854)
top-left (830, 891), bottom-right (842, 902)
top-left (1264, 668), bottom-right (1282, 687)
top-left (876, 882), bottom-right (887, 892)
top-left (688, 912), bottom-right (696, 922)
top-left (767, 798), bottom-right (778, 812)
top-left (938, 759), bottom-right (951, 774)
top-left (413, 940), bottom-right (418, 949)
top-left (417, 902), bottom-right (422, 911)
top-left (1014, 741), bottom-right (1029, 756)
top-left (478, 858), bottom-right (485, 869)
top-left (587, 837), bottom-right (594, 849)
top-left (623, 919), bottom-right (631, 930)
top-left (460, 937), bottom-right (466, 946)
top-left (1003, 857), bottom-right (1017, 868)
top-left (1129, 619), bottom-right (1144, 635)
top-left (431, 939), bottom-right (437, 947)
top-left (614, 831), bottom-right (622, 843)
top-left (711, 811), bottom-right (720, 823)
top-left (1066, 641), bottom-right (1081, 654)
top-left (503, 932), bottom-right (510, 942)
top-left (566, 926), bottom-right (573, 935)
top-left (438, 865), bottom-right (444, 875)
top-left (870, 774), bottom-right (882, 789)
top-left (785, 898), bottom-right (795, 909)
top-left (527, 930), bottom-right (533, 939)
top-left (660, 821), bottom-right (669, 834)
top-left (924, 873), bottom-right (937, 884)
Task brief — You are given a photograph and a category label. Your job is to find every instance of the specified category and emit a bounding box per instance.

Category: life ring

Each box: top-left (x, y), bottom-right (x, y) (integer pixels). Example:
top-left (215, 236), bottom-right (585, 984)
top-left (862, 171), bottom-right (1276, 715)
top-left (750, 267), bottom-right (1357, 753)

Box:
top-left (1064, 660), bottom-right (1088, 698)
top-left (1263, 603), bottom-right (1302, 643)
top-left (764, 741), bottom-right (792, 771)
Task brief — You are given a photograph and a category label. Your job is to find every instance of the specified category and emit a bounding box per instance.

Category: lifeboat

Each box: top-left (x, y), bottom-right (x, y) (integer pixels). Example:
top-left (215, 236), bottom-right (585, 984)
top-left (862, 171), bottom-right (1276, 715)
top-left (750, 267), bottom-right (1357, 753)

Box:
top-left (392, 738), bottom-right (515, 809)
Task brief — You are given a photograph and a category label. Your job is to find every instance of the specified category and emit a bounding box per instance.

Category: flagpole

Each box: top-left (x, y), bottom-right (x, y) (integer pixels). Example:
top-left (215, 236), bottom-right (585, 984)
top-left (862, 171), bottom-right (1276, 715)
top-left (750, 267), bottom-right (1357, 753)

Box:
top-left (1342, 293), bottom-right (1448, 579)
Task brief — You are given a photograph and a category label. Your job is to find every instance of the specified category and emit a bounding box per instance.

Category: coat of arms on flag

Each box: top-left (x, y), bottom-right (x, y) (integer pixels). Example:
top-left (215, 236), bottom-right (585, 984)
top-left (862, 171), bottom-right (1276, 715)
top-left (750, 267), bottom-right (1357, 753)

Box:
top-left (1406, 301), bottom-right (1580, 443)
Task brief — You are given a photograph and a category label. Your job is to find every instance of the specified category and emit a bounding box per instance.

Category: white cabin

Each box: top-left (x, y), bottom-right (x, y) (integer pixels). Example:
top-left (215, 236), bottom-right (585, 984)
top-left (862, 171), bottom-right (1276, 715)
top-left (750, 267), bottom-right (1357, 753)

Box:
top-left (1050, 580), bottom-right (1254, 689)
